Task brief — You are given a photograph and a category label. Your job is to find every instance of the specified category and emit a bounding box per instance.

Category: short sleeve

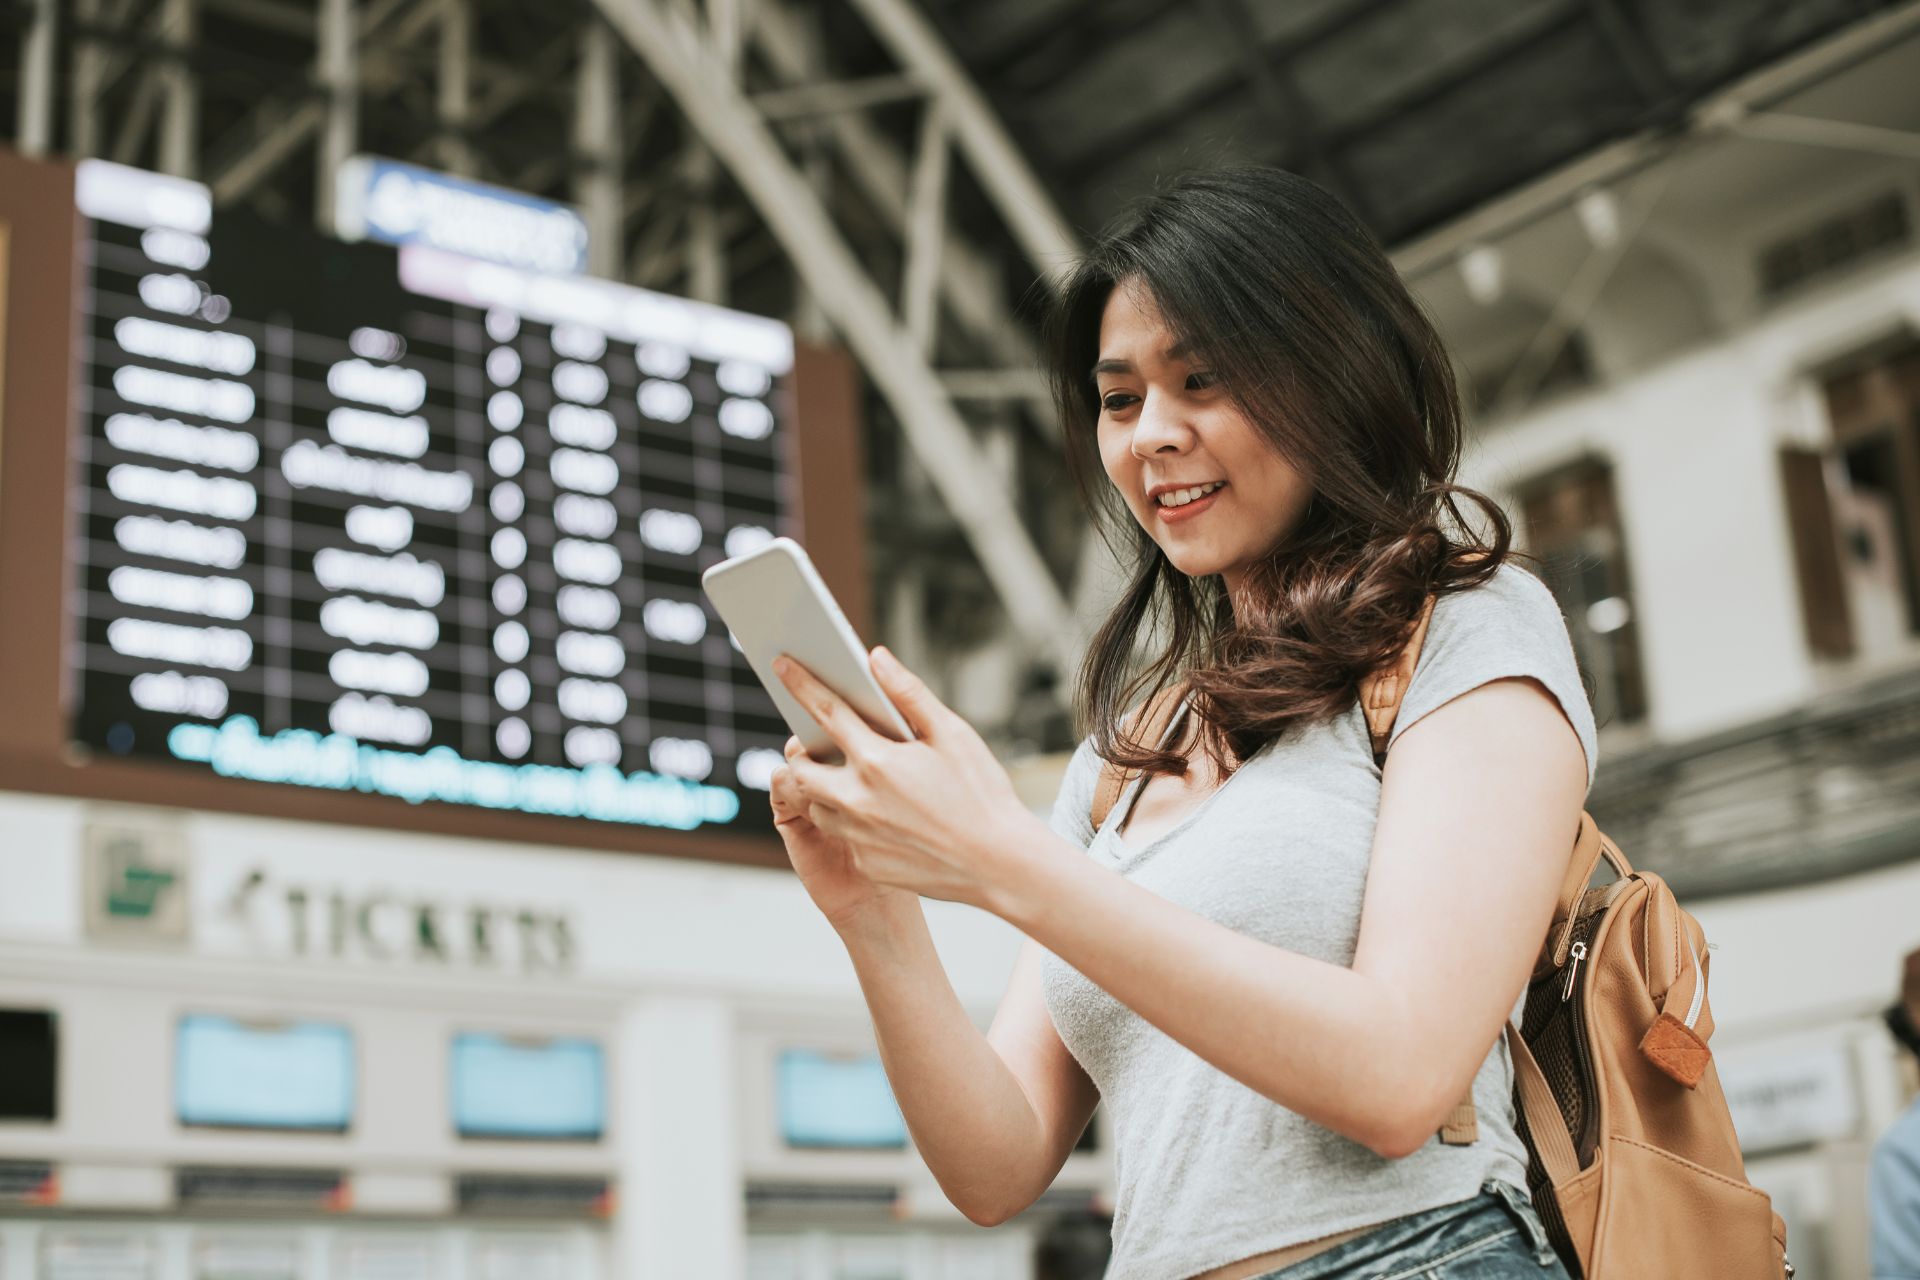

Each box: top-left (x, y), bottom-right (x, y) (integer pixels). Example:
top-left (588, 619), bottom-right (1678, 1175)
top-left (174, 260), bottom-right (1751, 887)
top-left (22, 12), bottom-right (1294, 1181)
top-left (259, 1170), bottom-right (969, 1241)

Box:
top-left (1046, 737), bottom-right (1103, 850)
top-left (1384, 563), bottom-right (1599, 792)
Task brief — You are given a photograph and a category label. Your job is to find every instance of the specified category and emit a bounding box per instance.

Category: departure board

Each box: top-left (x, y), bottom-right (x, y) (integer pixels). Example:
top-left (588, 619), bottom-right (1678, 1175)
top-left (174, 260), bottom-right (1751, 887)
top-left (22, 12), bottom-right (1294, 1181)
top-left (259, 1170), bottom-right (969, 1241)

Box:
top-left (69, 161), bottom-right (796, 836)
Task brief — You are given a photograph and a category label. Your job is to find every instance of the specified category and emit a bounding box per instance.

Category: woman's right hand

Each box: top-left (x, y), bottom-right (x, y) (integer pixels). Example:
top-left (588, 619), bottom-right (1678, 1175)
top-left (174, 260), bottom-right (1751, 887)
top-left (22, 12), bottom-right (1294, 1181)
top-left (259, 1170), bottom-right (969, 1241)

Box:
top-left (770, 741), bottom-right (912, 933)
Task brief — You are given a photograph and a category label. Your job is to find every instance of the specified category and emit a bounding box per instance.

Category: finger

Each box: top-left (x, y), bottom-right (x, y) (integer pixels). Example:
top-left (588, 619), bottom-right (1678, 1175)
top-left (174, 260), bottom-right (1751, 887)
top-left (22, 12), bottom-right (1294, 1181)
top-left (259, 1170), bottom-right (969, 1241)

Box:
top-left (785, 747), bottom-right (857, 808)
top-left (769, 766), bottom-right (802, 816)
top-left (868, 645), bottom-right (948, 740)
top-left (774, 655), bottom-right (884, 760)
top-left (771, 764), bottom-right (820, 817)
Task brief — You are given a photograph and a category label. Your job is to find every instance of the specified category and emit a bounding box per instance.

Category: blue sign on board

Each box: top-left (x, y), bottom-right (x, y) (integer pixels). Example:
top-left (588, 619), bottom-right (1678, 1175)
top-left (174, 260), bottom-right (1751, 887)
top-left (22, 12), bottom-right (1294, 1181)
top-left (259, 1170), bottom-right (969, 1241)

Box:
top-left (334, 155), bottom-right (590, 275)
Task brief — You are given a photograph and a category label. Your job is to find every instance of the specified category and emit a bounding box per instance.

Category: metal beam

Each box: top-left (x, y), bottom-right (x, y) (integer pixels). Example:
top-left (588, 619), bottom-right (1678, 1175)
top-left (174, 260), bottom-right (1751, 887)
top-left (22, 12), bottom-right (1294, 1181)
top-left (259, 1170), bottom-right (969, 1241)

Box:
top-left (591, 0), bottom-right (1078, 673)
top-left (1730, 110), bottom-right (1920, 162)
top-left (437, 0), bottom-right (475, 176)
top-left (1392, 0), bottom-right (1920, 283)
top-left (837, 0), bottom-right (1078, 274)
top-left (209, 100), bottom-right (326, 204)
top-left (71, 0), bottom-right (155, 153)
top-left (1194, 0), bottom-right (1373, 223)
top-left (110, 69), bottom-right (164, 165)
top-left (939, 369), bottom-right (1052, 404)
top-left (901, 102), bottom-right (948, 356)
top-left (70, 0), bottom-right (105, 158)
top-left (17, 0), bottom-right (57, 156)
top-left (1582, 0), bottom-right (1675, 111)
top-left (1490, 165), bottom-right (1675, 415)
top-left (202, 0), bottom-right (440, 208)
top-left (684, 144), bottom-right (726, 304)
top-left (1055, 0), bottom-right (1400, 183)
top-left (159, 0), bottom-right (200, 177)
top-left (201, 0), bottom-right (313, 35)
top-left (751, 74), bottom-right (925, 121)
top-left (574, 17), bottom-right (624, 279)
top-left (750, 0), bottom-right (1041, 372)
top-left (316, 0), bottom-right (358, 232)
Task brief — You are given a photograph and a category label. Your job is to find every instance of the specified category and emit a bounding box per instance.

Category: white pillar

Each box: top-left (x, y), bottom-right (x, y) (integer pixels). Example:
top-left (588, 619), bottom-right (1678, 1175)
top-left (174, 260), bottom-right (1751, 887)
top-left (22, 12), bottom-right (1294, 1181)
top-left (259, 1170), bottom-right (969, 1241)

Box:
top-left (617, 995), bottom-right (743, 1279)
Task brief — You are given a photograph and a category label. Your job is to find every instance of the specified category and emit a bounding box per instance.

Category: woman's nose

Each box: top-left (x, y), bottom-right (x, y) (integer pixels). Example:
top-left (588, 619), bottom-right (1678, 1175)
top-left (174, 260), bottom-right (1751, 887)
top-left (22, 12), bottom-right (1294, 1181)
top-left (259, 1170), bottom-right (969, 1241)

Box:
top-left (1130, 394), bottom-right (1191, 457)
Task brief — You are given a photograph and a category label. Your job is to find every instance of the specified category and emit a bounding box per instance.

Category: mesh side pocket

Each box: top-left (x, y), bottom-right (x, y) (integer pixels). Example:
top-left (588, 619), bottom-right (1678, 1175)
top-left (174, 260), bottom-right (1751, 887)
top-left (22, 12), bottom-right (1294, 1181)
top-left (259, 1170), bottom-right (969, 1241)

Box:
top-left (1517, 946), bottom-right (1596, 1275)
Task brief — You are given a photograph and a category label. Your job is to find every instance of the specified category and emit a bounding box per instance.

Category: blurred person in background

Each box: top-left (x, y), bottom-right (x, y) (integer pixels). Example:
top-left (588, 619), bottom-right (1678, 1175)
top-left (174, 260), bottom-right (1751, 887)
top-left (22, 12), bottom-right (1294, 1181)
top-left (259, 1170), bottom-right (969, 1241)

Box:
top-left (767, 166), bottom-right (1587, 1279)
top-left (1873, 946), bottom-right (1920, 1280)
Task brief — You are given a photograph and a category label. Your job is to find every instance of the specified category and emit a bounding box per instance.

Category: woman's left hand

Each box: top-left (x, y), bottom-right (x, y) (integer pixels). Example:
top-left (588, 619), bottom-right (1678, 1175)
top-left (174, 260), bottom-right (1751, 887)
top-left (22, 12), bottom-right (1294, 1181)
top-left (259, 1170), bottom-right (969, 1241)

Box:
top-left (772, 646), bottom-right (1040, 911)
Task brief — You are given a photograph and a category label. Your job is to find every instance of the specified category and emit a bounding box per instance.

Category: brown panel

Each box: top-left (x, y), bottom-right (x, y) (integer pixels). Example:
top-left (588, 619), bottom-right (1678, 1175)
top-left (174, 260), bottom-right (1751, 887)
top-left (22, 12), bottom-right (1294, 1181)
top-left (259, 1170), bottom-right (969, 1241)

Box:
top-left (0, 221), bottom-right (9, 487)
top-left (1778, 446), bottom-right (1854, 660)
top-left (0, 148), bottom-right (890, 870)
top-left (787, 340), bottom-right (871, 636)
top-left (0, 147), bottom-right (76, 764)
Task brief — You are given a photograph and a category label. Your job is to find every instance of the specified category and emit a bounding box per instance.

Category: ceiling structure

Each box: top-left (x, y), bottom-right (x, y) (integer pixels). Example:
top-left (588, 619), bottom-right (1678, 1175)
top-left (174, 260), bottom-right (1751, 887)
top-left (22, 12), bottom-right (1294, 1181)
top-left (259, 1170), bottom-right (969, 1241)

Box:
top-left (905, 0), bottom-right (1907, 247)
top-left (2, 0), bottom-right (1913, 747)
top-left (5, 0), bottom-right (1906, 313)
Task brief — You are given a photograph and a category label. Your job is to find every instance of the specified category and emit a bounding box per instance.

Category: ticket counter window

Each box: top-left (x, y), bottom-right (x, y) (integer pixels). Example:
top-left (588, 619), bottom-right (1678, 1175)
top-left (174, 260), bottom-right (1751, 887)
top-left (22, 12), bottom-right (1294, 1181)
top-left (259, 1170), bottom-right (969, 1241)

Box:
top-left (41, 1230), bottom-right (154, 1280)
top-left (175, 1015), bottom-right (354, 1131)
top-left (194, 1233), bottom-right (300, 1280)
top-left (0, 1009), bottom-right (56, 1121)
top-left (451, 1033), bottom-right (605, 1140)
top-left (775, 1050), bottom-right (906, 1150)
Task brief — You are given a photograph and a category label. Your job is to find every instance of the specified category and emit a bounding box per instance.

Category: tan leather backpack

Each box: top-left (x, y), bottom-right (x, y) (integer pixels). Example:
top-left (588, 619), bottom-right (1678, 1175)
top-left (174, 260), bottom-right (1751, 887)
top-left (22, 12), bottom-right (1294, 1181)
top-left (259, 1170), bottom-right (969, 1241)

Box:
top-left (1089, 596), bottom-right (1793, 1278)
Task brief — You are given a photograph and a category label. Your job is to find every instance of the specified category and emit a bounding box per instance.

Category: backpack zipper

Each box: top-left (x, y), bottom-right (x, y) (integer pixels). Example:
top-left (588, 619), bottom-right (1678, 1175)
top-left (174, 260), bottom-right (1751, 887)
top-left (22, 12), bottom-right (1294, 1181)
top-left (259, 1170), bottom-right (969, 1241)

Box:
top-left (1561, 939), bottom-right (1588, 1003)
top-left (1561, 919), bottom-right (1602, 1165)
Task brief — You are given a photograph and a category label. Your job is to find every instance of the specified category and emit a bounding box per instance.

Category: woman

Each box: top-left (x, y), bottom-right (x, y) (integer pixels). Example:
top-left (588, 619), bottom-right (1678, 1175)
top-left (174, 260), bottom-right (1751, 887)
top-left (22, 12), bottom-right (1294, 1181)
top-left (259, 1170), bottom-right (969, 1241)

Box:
top-left (768, 166), bottom-right (1591, 1280)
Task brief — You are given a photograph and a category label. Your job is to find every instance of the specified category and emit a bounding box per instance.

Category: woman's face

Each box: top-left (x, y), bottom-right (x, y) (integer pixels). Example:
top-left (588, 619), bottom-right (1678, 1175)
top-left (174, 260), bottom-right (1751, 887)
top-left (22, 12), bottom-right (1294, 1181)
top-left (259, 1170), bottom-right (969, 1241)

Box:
top-left (1093, 284), bottom-right (1313, 592)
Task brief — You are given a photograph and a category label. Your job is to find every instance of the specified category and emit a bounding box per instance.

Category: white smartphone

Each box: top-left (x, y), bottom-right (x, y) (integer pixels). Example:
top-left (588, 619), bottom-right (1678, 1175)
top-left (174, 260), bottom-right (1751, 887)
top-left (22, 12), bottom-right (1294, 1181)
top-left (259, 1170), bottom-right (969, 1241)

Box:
top-left (701, 537), bottom-right (913, 762)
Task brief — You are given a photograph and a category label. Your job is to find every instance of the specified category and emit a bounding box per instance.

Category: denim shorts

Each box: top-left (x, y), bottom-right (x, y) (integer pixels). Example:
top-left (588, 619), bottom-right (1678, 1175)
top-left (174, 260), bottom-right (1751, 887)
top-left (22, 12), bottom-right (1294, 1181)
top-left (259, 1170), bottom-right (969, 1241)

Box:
top-left (1254, 1180), bottom-right (1571, 1280)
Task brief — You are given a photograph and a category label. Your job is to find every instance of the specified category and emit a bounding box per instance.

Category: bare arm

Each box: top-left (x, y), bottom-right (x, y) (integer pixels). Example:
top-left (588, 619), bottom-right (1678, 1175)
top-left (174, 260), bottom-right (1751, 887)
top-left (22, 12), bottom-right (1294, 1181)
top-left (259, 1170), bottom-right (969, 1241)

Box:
top-left (983, 677), bottom-right (1585, 1158)
top-left (776, 653), bottom-right (1582, 1172)
top-left (835, 903), bottom-right (1098, 1225)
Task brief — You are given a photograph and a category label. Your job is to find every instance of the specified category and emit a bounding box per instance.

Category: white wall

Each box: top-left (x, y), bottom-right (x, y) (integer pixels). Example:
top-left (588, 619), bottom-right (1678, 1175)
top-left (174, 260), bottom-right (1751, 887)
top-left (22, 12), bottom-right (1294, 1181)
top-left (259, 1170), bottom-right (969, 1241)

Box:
top-left (0, 789), bottom-right (1042, 1278)
top-left (0, 791), bottom-right (1026, 1007)
top-left (1458, 246), bottom-right (1920, 741)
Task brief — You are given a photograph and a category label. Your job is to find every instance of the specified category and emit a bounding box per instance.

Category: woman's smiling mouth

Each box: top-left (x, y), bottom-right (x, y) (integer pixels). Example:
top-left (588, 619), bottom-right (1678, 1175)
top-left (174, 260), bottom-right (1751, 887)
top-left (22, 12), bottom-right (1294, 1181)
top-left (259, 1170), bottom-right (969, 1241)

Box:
top-left (1151, 480), bottom-right (1226, 523)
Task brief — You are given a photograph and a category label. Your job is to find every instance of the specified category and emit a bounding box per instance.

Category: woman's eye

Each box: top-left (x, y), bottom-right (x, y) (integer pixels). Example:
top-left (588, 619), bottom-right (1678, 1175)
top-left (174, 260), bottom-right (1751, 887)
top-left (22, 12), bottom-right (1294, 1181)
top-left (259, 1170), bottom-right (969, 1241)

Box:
top-left (1187, 371), bottom-right (1218, 391)
top-left (1100, 392), bottom-right (1139, 413)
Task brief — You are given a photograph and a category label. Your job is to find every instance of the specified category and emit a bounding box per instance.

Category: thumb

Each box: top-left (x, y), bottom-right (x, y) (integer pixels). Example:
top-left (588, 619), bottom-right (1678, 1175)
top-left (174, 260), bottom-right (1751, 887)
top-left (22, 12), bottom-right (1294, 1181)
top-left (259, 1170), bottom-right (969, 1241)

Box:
top-left (870, 646), bottom-right (944, 739)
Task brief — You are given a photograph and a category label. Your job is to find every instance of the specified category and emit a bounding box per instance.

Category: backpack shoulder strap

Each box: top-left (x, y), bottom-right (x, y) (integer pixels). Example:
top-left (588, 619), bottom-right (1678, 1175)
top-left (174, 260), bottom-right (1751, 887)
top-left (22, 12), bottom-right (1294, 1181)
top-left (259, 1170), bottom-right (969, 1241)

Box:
top-left (1090, 591), bottom-right (1438, 833)
top-left (1088, 683), bottom-right (1187, 834)
top-left (1358, 594), bottom-right (1438, 761)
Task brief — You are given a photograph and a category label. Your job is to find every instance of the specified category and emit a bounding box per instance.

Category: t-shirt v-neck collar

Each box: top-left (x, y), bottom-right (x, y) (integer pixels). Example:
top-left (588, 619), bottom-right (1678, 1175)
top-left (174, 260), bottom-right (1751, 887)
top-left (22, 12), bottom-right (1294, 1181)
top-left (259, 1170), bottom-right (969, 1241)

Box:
top-left (1103, 695), bottom-right (1243, 858)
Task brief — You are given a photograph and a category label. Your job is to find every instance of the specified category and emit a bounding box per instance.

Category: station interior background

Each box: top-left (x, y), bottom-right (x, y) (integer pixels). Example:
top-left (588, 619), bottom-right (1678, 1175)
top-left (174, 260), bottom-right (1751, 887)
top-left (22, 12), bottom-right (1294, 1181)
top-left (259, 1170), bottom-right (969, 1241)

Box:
top-left (3, 0), bottom-right (1920, 1277)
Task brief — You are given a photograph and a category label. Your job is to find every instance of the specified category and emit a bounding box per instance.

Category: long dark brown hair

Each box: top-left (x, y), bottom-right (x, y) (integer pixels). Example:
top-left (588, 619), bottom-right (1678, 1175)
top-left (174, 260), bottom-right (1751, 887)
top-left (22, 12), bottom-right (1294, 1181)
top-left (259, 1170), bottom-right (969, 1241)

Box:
top-left (1047, 166), bottom-right (1514, 778)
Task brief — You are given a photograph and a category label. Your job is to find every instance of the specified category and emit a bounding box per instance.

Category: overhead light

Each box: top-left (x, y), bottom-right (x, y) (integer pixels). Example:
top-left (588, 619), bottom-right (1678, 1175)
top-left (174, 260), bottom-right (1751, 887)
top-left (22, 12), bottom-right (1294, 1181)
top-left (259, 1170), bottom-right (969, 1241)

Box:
top-left (1576, 189), bottom-right (1621, 248)
top-left (1460, 245), bottom-right (1504, 304)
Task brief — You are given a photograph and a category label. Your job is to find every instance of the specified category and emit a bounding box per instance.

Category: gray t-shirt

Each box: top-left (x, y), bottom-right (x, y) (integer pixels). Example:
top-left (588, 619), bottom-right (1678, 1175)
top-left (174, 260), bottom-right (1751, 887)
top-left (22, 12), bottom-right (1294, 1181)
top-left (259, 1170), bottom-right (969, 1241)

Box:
top-left (1040, 563), bottom-right (1597, 1280)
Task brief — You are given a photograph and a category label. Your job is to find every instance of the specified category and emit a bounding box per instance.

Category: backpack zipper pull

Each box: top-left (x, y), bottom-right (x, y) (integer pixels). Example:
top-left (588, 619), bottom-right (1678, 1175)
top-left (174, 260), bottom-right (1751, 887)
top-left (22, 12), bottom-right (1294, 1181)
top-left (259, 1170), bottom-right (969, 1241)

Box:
top-left (1562, 940), bottom-right (1588, 1002)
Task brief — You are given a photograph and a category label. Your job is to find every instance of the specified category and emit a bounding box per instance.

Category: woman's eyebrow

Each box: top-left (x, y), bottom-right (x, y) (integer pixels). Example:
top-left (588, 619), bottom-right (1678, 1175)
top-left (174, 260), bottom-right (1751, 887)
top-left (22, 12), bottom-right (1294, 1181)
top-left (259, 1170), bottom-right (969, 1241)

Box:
top-left (1090, 337), bottom-right (1190, 372)
top-left (1091, 342), bottom-right (1193, 377)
